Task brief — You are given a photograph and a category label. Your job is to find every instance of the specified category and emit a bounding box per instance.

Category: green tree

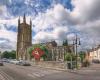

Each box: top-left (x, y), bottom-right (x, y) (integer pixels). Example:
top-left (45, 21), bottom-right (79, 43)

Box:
top-left (28, 44), bottom-right (49, 60)
top-left (2, 51), bottom-right (9, 58)
top-left (10, 50), bottom-right (16, 59)
top-left (78, 51), bottom-right (85, 63)
top-left (65, 53), bottom-right (76, 61)
top-left (63, 39), bottom-right (68, 46)
top-left (2, 50), bottom-right (16, 59)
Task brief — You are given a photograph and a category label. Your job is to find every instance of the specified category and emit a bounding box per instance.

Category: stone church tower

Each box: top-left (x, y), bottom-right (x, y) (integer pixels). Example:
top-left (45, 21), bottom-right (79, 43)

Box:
top-left (16, 14), bottom-right (32, 60)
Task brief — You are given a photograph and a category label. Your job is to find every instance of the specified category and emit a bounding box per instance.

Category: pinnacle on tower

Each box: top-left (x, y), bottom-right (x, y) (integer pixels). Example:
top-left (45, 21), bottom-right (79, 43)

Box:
top-left (30, 18), bottom-right (32, 26)
top-left (23, 14), bottom-right (26, 23)
top-left (18, 17), bottom-right (20, 25)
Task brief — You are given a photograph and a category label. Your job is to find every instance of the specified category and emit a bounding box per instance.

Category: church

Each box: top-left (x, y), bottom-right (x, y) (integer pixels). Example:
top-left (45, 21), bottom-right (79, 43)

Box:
top-left (16, 14), bottom-right (32, 60)
top-left (16, 15), bottom-right (74, 61)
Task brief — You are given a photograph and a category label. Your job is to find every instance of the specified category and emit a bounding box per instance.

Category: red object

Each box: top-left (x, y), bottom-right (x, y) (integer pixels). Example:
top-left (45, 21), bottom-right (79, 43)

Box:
top-left (32, 48), bottom-right (44, 60)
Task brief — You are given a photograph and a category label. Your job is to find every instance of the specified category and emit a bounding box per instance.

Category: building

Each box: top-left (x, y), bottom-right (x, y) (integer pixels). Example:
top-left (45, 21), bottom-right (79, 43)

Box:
top-left (16, 14), bottom-right (32, 60)
top-left (45, 41), bottom-right (74, 61)
top-left (86, 45), bottom-right (100, 62)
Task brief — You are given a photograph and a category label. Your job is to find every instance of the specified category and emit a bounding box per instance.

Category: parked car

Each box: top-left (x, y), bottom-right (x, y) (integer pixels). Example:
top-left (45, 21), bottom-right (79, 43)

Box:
top-left (0, 60), bottom-right (4, 66)
top-left (2, 58), bottom-right (8, 62)
top-left (92, 59), bottom-right (100, 63)
top-left (9, 59), bottom-right (20, 64)
top-left (16, 60), bottom-right (31, 66)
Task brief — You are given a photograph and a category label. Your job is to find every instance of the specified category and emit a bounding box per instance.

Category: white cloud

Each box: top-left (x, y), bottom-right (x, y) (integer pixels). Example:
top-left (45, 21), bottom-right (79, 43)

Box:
top-left (0, 16), bottom-right (32, 29)
top-left (70, 0), bottom-right (100, 49)
top-left (1, 0), bottom-right (100, 51)
top-left (0, 29), bottom-right (17, 42)
top-left (32, 4), bottom-right (76, 44)
top-left (76, 20), bottom-right (100, 37)
top-left (0, 5), bottom-right (9, 19)
top-left (67, 33), bottom-right (75, 40)
top-left (0, 25), bottom-right (17, 51)
top-left (33, 4), bottom-right (76, 32)
top-left (72, 0), bottom-right (100, 22)
top-left (33, 25), bottom-right (68, 43)
top-left (32, 2), bottom-right (100, 48)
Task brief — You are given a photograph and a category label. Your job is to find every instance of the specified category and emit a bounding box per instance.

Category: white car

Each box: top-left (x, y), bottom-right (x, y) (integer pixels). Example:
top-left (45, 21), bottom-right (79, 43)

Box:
top-left (9, 59), bottom-right (20, 64)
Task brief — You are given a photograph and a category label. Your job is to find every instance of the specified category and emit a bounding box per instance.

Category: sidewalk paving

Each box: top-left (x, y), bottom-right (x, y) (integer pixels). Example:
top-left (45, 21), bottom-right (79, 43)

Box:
top-left (30, 62), bottom-right (67, 71)
top-left (29, 61), bottom-right (100, 72)
top-left (30, 61), bottom-right (80, 72)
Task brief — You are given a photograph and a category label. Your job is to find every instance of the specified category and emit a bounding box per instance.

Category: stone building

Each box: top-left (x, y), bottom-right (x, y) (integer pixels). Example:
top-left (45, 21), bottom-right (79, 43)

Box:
top-left (16, 14), bottom-right (32, 60)
top-left (45, 41), bottom-right (74, 61)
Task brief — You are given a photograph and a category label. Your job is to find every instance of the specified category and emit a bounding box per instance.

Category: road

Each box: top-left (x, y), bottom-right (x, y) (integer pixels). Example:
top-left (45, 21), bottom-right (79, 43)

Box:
top-left (0, 63), bottom-right (100, 80)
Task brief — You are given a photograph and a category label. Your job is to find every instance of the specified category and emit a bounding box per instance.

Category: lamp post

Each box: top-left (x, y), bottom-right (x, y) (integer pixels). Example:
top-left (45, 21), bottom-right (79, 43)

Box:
top-left (0, 51), bottom-right (1, 59)
top-left (73, 34), bottom-right (81, 69)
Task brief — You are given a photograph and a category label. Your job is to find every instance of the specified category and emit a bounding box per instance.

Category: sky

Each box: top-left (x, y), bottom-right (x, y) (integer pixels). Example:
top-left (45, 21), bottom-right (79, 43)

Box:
top-left (0, 0), bottom-right (100, 51)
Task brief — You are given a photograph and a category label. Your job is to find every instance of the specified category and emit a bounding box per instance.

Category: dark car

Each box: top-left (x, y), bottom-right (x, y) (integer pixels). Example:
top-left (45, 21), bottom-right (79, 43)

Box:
top-left (0, 61), bottom-right (4, 66)
top-left (16, 61), bottom-right (31, 66)
top-left (92, 59), bottom-right (100, 63)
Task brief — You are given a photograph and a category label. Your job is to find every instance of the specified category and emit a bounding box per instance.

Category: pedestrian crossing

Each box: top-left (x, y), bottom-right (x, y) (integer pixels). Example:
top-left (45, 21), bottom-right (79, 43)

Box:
top-left (0, 74), bottom-right (5, 80)
top-left (27, 69), bottom-right (61, 78)
top-left (28, 72), bottom-right (45, 78)
top-left (3, 63), bottom-right (62, 79)
top-left (0, 69), bottom-right (14, 80)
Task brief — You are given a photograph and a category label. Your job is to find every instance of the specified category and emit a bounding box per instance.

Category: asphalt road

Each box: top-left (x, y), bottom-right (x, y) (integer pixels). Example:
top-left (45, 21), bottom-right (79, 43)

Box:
top-left (0, 63), bottom-right (100, 80)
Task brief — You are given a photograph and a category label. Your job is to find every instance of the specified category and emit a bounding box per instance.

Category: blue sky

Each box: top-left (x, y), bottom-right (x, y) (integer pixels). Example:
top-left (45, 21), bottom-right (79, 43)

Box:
top-left (0, 0), bottom-right (100, 51)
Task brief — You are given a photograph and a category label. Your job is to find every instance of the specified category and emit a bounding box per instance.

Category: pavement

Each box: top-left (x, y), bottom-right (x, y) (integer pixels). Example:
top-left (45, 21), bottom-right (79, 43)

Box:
top-left (0, 63), bottom-right (62, 80)
top-left (0, 63), bottom-right (100, 80)
top-left (30, 62), bottom-right (67, 71)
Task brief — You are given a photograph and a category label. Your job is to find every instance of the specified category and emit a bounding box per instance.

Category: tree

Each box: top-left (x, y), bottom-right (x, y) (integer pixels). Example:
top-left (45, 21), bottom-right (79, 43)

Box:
top-left (2, 51), bottom-right (9, 58)
top-left (28, 44), bottom-right (48, 61)
top-left (78, 51), bottom-right (85, 63)
top-left (65, 53), bottom-right (76, 61)
top-left (2, 50), bottom-right (16, 59)
top-left (10, 50), bottom-right (16, 59)
top-left (63, 39), bottom-right (68, 46)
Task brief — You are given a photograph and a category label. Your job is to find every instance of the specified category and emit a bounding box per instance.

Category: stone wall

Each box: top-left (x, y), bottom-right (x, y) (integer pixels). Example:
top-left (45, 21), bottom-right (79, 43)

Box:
top-left (33, 61), bottom-right (67, 69)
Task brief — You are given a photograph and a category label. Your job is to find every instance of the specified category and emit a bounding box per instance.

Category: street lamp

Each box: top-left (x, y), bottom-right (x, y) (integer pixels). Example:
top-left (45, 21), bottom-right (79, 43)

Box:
top-left (73, 34), bottom-right (81, 69)
top-left (0, 51), bottom-right (1, 59)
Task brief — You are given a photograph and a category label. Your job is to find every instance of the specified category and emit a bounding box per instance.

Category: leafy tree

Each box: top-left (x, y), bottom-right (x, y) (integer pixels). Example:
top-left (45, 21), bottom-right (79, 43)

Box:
top-left (65, 53), bottom-right (76, 61)
top-left (10, 50), bottom-right (16, 59)
top-left (78, 51), bottom-right (85, 63)
top-left (28, 44), bottom-right (48, 60)
top-left (2, 50), bottom-right (16, 59)
top-left (63, 39), bottom-right (68, 46)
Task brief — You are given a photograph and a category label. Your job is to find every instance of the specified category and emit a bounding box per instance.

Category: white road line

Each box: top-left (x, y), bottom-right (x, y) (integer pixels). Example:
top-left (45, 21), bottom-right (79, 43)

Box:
top-left (27, 69), bottom-right (61, 79)
top-left (32, 72), bottom-right (45, 77)
top-left (0, 74), bottom-right (5, 80)
top-left (28, 72), bottom-right (45, 78)
top-left (0, 69), bottom-right (14, 80)
top-left (27, 74), bottom-right (36, 78)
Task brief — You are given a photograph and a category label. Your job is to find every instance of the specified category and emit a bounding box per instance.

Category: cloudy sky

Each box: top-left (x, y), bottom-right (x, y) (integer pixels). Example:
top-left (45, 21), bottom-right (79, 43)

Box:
top-left (0, 0), bottom-right (100, 51)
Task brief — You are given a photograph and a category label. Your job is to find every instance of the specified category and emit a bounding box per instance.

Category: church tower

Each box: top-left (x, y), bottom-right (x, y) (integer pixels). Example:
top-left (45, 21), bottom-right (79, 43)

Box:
top-left (16, 14), bottom-right (32, 60)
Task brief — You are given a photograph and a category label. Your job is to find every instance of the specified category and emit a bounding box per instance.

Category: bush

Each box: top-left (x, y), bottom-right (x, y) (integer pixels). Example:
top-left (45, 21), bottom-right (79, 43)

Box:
top-left (65, 53), bottom-right (76, 61)
top-left (82, 60), bottom-right (90, 67)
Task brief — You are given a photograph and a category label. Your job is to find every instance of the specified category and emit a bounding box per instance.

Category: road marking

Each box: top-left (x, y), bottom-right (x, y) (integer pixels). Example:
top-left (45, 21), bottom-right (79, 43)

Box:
top-left (27, 74), bottom-right (36, 78)
top-left (27, 69), bottom-right (61, 78)
top-left (32, 72), bottom-right (45, 77)
top-left (0, 74), bottom-right (5, 80)
top-left (0, 69), bottom-right (14, 80)
top-left (28, 72), bottom-right (45, 78)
